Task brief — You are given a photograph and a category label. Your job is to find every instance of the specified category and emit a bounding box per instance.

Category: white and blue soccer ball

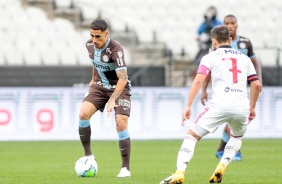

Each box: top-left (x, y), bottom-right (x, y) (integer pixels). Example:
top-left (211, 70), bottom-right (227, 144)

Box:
top-left (75, 156), bottom-right (98, 177)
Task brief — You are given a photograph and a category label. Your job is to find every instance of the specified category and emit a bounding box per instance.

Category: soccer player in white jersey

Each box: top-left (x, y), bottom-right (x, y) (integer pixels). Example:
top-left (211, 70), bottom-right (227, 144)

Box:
top-left (160, 25), bottom-right (261, 184)
top-left (201, 14), bottom-right (263, 161)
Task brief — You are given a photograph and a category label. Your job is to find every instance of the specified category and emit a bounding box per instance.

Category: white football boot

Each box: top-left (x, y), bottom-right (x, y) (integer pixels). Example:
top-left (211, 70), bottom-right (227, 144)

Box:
top-left (117, 167), bottom-right (131, 178)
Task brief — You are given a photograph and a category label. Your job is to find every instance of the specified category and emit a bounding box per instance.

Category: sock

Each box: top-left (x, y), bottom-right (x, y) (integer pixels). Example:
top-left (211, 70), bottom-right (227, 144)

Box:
top-left (176, 134), bottom-right (198, 172)
top-left (217, 131), bottom-right (230, 152)
top-left (119, 138), bottom-right (131, 170)
top-left (118, 130), bottom-right (131, 170)
top-left (219, 137), bottom-right (242, 166)
top-left (79, 125), bottom-right (92, 156)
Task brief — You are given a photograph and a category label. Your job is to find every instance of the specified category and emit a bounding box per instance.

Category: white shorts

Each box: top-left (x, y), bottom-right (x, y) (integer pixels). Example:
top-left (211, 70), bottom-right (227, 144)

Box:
top-left (192, 102), bottom-right (249, 137)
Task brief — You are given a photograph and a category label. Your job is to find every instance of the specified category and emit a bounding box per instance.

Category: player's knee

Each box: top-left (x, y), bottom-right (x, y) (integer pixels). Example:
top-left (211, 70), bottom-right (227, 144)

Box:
top-left (115, 116), bottom-right (128, 131)
top-left (79, 111), bottom-right (91, 120)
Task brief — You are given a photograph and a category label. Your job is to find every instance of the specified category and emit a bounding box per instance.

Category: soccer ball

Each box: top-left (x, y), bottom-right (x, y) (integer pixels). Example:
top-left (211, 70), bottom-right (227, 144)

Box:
top-left (75, 156), bottom-right (98, 177)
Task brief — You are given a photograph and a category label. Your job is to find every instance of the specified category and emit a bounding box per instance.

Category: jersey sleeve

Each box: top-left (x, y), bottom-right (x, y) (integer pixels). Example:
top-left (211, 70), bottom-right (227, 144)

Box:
top-left (85, 39), bottom-right (94, 63)
top-left (197, 55), bottom-right (211, 76)
top-left (247, 59), bottom-right (259, 83)
top-left (111, 47), bottom-right (127, 71)
top-left (247, 40), bottom-right (255, 58)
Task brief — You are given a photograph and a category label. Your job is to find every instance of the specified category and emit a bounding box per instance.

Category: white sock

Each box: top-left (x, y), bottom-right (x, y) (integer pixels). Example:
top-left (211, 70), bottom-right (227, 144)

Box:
top-left (219, 137), bottom-right (242, 166)
top-left (176, 134), bottom-right (198, 172)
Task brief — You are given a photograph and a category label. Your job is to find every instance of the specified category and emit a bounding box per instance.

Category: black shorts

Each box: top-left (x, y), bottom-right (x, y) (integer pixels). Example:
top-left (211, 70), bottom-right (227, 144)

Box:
top-left (83, 84), bottom-right (131, 116)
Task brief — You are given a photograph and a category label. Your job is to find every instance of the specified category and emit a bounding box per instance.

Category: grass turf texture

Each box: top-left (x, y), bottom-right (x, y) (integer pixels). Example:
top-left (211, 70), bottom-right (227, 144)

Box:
top-left (0, 139), bottom-right (281, 184)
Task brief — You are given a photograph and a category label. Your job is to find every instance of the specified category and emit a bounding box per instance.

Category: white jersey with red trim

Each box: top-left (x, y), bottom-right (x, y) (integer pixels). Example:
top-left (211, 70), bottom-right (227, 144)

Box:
top-left (198, 45), bottom-right (258, 105)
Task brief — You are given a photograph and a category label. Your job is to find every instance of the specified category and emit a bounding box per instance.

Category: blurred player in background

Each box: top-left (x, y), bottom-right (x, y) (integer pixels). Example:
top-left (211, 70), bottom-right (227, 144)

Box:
top-left (201, 14), bottom-right (263, 161)
top-left (160, 25), bottom-right (261, 184)
top-left (78, 18), bottom-right (132, 178)
top-left (192, 6), bottom-right (222, 74)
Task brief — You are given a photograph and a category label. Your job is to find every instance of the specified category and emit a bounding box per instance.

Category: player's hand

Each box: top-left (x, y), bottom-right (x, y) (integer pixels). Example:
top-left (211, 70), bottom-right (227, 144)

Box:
top-left (107, 99), bottom-right (119, 117)
top-left (201, 91), bottom-right (208, 106)
top-left (248, 108), bottom-right (256, 123)
top-left (182, 106), bottom-right (192, 126)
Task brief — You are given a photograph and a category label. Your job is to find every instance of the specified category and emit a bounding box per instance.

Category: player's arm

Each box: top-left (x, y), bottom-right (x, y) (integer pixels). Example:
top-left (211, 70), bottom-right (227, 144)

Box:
top-left (201, 72), bottom-right (211, 105)
top-left (251, 57), bottom-right (263, 91)
top-left (182, 73), bottom-right (207, 125)
top-left (110, 69), bottom-right (128, 101)
top-left (187, 74), bottom-right (207, 107)
top-left (107, 69), bottom-right (128, 116)
top-left (248, 79), bottom-right (261, 122)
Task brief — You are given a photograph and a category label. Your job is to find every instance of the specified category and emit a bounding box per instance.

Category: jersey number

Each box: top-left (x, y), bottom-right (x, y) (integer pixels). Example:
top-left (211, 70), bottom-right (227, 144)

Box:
top-left (224, 58), bottom-right (241, 83)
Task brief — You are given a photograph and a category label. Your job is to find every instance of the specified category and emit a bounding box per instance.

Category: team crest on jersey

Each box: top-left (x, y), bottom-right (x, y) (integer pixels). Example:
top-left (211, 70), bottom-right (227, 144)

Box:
top-left (239, 43), bottom-right (246, 49)
top-left (103, 55), bottom-right (109, 62)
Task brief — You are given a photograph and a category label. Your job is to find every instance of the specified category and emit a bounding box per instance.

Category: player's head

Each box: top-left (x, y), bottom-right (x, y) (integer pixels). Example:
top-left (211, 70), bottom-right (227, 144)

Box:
top-left (204, 6), bottom-right (217, 21)
top-left (210, 25), bottom-right (231, 49)
top-left (223, 15), bottom-right (238, 38)
top-left (89, 18), bottom-right (109, 49)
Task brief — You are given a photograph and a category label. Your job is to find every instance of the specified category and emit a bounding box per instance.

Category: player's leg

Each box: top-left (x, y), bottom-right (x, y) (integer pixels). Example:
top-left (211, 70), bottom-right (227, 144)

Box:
top-left (160, 124), bottom-right (209, 184)
top-left (216, 123), bottom-right (230, 159)
top-left (78, 101), bottom-right (97, 156)
top-left (216, 123), bottom-right (243, 161)
top-left (115, 114), bottom-right (131, 178)
top-left (210, 136), bottom-right (242, 183)
top-left (209, 114), bottom-right (247, 183)
top-left (113, 88), bottom-right (131, 177)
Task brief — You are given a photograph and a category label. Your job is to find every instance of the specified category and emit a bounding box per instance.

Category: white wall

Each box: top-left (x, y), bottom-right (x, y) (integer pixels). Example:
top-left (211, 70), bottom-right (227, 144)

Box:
top-left (0, 87), bottom-right (281, 141)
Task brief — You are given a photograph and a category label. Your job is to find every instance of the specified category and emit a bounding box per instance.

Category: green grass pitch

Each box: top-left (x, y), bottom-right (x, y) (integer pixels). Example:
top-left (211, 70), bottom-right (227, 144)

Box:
top-left (0, 139), bottom-right (281, 184)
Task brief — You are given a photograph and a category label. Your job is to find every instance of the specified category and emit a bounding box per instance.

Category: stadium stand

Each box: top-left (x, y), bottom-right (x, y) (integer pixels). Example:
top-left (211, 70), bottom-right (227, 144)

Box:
top-left (0, 0), bottom-right (281, 86)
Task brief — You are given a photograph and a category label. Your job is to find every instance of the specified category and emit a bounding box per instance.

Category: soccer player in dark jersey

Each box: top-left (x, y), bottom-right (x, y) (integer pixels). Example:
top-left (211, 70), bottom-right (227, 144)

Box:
top-left (201, 14), bottom-right (263, 161)
top-left (78, 18), bottom-right (132, 178)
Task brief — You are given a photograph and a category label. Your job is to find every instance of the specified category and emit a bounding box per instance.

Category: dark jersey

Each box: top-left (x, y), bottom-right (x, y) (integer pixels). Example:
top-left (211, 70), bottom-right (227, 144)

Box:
top-left (86, 38), bottom-right (131, 88)
top-left (231, 35), bottom-right (256, 59)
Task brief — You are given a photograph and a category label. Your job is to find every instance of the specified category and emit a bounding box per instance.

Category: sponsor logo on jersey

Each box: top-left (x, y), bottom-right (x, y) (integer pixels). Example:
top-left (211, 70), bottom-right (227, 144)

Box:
top-left (224, 87), bottom-right (243, 93)
top-left (103, 55), bottom-right (109, 62)
top-left (93, 62), bottom-right (110, 70)
top-left (224, 49), bottom-right (242, 55)
top-left (118, 99), bottom-right (131, 108)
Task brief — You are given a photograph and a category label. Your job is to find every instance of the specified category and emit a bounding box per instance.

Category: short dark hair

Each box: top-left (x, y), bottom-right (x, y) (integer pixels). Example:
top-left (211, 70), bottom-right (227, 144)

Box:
top-left (89, 18), bottom-right (108, 31)
top-left (224, 14), bottom-right (237, 23)
top-left (210, 25), bottom-right (230, 43)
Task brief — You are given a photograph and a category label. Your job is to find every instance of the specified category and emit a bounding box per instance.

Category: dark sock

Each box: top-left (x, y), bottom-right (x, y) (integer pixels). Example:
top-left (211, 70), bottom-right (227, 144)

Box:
top-left (79, 126), bottom-right (92, 155)
top-left (217, 139), bottom-right (227, 152)
top-left (119, 138), bottom-right (131, 170)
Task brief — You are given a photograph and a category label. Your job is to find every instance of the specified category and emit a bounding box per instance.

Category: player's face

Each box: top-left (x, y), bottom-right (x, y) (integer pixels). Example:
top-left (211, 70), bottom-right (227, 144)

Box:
top-left (224, 17), bottom-right (238, 37)
top-left (90, 29), bottom-right (108, 49)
